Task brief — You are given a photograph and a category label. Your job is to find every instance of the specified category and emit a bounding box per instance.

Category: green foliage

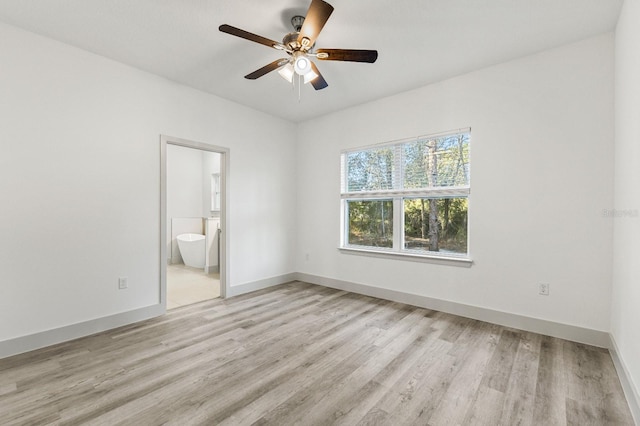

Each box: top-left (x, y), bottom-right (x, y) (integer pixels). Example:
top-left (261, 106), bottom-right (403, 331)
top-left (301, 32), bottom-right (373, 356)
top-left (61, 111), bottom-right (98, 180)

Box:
top-left (404, 198), bottom-right (468, 253)
top-left (346, 147), bottom-right (394, 192)
top-left (348, 200), bottom-right (393, 247)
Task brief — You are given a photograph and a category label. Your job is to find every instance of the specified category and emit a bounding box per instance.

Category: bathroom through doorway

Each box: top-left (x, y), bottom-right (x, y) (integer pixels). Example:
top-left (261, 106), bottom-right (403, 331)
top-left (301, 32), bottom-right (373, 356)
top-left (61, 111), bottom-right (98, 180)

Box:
top-left (160, 136), bottom-right (229, 309)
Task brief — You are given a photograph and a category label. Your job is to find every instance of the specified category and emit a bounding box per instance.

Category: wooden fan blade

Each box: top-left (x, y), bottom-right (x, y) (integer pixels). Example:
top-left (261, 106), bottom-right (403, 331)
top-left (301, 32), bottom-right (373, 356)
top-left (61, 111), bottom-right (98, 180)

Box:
top-left (219, 24), bottom-right (283, 49)
top-left (316, 49), bottom-right (378, 63)
top-left (245, 59), bottom-right (289, 80)
top-left (309, 62), bottom-right (328, 90)
top-left (297, 0), bottom-right (334, 48)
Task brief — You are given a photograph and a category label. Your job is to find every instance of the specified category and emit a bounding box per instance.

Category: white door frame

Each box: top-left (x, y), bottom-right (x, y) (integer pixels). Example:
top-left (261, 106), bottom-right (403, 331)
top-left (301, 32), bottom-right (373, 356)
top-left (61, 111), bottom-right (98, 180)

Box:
top-left (160, 135), bottom-right (230, 306)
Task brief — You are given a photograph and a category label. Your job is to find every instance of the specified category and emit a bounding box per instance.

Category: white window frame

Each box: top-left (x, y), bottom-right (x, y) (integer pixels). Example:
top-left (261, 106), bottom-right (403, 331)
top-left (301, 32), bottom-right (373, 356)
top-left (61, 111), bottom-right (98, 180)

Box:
top-left (339, 128), bottom-right (472, 266)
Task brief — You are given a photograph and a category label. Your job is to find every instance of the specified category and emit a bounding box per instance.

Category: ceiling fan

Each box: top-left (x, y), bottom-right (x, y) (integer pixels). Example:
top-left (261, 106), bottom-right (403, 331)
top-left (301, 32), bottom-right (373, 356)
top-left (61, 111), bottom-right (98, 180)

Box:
top-left (219, 0), bottom-right (378, 91)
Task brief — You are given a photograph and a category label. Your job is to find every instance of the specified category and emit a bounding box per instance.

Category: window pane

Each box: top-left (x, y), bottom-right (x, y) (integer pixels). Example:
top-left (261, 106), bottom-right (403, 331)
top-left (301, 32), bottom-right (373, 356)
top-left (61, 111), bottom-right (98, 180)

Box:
top-left (346, 147), bottom-right (394, 192)
top-left (403, 133), bottom-right (470, 189)
top-left (404, 197), bottom-right (468, 254)
top-left (347, 200), bottom-right (393, 248)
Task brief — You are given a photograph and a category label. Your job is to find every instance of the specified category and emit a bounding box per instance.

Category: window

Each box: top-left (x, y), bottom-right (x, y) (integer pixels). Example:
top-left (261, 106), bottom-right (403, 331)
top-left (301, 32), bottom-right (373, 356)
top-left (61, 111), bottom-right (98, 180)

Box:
top-left (340, 129), bottom-right (470, 260)
top-left (211, 173), bottom-right (220, 211)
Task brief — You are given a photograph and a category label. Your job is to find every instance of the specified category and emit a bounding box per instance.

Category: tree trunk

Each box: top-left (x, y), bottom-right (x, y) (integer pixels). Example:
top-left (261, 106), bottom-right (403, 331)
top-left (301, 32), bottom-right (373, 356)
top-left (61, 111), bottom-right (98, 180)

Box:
top-left (380, 201), bottom-right (385, 241)
top-left (443, 198), bottom-right (450, 240)
top-left (428, 199), bottom-right (438, 251)
top-left (457, 134), bottom-right (467, 184)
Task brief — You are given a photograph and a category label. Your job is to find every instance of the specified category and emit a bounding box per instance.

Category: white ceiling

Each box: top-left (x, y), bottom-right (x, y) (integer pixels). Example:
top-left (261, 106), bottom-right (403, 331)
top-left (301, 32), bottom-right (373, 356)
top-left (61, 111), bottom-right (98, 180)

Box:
top-left (0, 0), bottom-right (623, 123)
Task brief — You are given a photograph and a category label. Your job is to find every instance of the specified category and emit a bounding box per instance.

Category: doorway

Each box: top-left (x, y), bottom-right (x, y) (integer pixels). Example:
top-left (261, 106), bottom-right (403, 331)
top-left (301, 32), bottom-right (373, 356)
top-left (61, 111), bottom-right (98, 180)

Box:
top-left (160, 135), bottom-right (229, 309)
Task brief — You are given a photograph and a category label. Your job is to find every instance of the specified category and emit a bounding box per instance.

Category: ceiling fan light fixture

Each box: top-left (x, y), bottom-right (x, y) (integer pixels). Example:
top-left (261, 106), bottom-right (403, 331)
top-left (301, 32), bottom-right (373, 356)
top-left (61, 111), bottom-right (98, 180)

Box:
top-left (278, 63), bottom-right (295, 83)
top-left (293, 54), bottom-right (311, 75)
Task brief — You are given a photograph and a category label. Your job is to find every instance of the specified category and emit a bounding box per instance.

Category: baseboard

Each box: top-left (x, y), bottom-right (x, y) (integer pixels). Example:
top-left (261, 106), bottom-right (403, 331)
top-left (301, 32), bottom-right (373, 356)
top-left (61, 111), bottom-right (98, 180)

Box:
top-left (0, 271), bottom-right (611, 362)
top-left (295, 272), bottom-right (610, 348)
top-left (227, 272), bottom-right (298, 297)
top-left (609, 334), bottom-right (640, 425)
top-left (0, 272), bottom-right (295, 360)
top-left (0, 304), bottom-right (165, 360)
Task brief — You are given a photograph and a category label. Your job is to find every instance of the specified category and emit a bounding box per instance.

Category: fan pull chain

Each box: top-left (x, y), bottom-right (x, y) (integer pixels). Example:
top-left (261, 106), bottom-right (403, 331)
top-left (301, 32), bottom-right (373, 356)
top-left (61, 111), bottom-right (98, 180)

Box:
top-left (298, 74), bottom-right (302, 102)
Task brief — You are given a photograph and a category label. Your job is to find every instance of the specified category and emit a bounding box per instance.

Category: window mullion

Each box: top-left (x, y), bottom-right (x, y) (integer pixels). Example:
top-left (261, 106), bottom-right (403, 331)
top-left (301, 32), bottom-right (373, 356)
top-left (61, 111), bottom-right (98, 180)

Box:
top-left (392, 144), bottom-right (403, 252)
top-left (340, 199), bottom-right (346, 247)
top-left (392, 197), bottom-right (403, 251)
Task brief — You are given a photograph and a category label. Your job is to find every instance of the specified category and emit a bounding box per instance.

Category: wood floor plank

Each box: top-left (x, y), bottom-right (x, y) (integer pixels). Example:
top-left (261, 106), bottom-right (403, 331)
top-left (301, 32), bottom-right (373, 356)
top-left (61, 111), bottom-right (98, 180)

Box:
top-left (600, 355), bottom-right (636, 425)
top-left (374, 337), bottom-right (458, 425)
top-left (356, 407), bottom-right (390, 426)
top-left (332, 316), bottom-right (454, 426)
top-left (107, 296), bottom-right (393, 425)
top-left (566, 396), bottom-right (608, 425)
top-left (0, 382), bottom-right (17, 397)
top-left (423, 320), bottom-right (501, 426)
top-left (532, 335), bottom-right (567, 425)
top-left (499, 331), bottom-right (542, 426)
top-left (67, 300), bottom-right (381, 424)
top-left (228, 305), bottom-right (406, 425)
top-left (0, 281), bottom-right (634, 425)
top-left (284, 310), bottom-right (436, 425)
top-left (462, 385), bottom-right (505, 425)
top-left (564, 341), bottom-right (635, 425)
top-left (480, 328), bottom-right (520, 392)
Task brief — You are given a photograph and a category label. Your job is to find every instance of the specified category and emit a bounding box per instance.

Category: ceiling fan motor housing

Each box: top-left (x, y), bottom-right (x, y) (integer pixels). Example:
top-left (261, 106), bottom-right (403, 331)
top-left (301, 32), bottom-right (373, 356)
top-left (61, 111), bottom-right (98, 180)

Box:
top-left (291, 15), bottom-right (305, 32)
top-left (283, 32), bottom-right (301, 50)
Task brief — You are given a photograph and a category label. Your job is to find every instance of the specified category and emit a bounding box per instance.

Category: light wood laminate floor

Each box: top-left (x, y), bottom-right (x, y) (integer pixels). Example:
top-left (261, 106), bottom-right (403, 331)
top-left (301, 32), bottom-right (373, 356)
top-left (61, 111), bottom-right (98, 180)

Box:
top-left (0, 282), bottom-right (634, 425)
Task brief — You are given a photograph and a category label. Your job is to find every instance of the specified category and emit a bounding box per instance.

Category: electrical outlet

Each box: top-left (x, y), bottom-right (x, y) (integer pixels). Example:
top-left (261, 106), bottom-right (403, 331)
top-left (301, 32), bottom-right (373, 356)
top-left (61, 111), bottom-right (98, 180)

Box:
top-left (539, 283), bottom-right (549, 296)
top-left (118, 277), bottom-right (128, 290)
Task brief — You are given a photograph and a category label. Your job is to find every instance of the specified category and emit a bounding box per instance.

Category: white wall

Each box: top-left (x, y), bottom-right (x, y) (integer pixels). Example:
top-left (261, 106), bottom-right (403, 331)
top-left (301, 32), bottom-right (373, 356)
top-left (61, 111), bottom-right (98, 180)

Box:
top-left (296, 34), bottom-right (615, 332)
top-left (202, 151), bottom-right (221, 218)
top-left (612, 0), bottom-right (640, 409)
top-left (167, 144), bottom-right (204, 221)
top-left (0, 22), bottom-right (296, 343)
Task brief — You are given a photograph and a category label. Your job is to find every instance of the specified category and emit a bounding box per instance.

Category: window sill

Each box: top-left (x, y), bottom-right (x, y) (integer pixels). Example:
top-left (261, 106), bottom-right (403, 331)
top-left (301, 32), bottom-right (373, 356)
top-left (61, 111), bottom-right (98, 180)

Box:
top-left (338, 246), bottom-right (473, 267)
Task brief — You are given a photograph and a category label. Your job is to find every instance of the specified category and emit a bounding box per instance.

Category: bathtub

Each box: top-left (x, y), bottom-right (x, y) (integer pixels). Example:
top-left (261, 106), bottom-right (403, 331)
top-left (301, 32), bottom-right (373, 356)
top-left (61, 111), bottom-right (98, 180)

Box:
top-left (176, 233), bottom-right (205, 268)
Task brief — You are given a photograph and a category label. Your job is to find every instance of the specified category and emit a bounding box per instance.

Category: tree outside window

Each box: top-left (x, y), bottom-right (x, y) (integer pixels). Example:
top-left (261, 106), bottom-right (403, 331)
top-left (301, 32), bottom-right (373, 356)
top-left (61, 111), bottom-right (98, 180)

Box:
top-left (341, 130), bottom-right (470, 258)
